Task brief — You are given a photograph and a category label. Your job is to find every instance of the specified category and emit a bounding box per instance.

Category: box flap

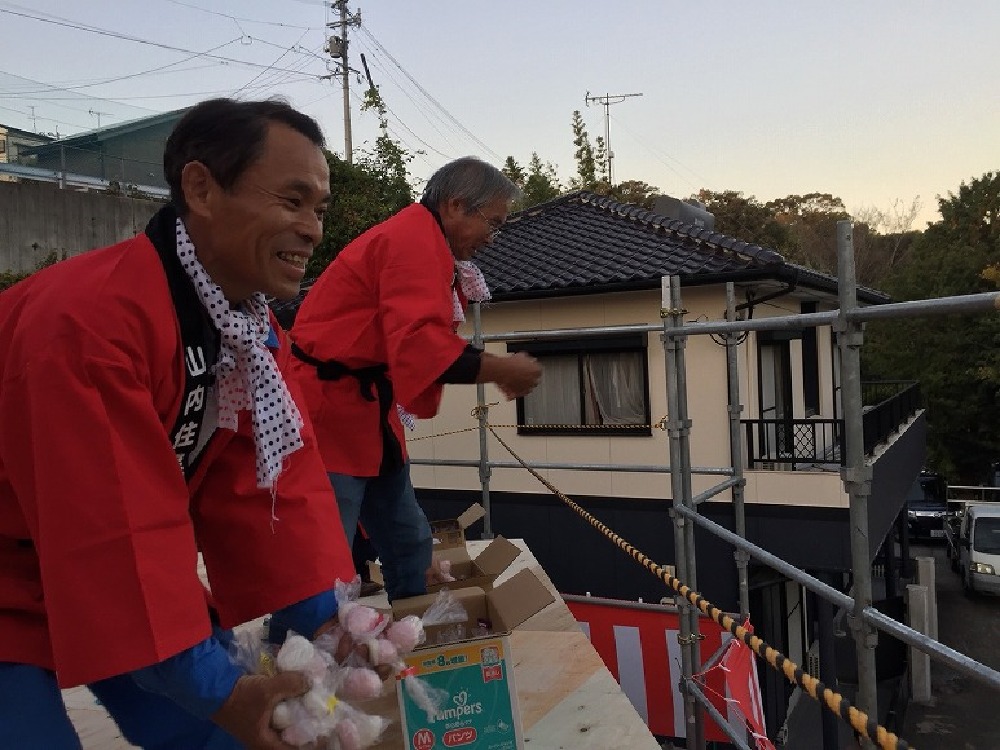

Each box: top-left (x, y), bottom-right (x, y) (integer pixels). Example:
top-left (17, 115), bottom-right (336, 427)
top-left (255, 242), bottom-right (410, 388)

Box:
top-left (487, 569), bottom-right (555, 631)
top-left (432, 545), bottom-right (472, 566)
top-left (457, 504), bottom-right (487, 530)
top-left (473, 535), bottom-right (521, 577)
top-left (392, 587), bottom-right (487, 622)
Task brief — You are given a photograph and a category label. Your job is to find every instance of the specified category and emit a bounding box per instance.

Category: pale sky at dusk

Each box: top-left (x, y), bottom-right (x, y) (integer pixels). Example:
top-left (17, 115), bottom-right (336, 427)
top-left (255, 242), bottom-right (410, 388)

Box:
top-left (1, 0), bottom-right (997, 228)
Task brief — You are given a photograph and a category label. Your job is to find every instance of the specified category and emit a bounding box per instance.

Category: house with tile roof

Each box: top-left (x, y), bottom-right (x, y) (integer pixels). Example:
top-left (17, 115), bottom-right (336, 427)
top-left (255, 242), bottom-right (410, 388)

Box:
top-left (274, 191), bottom-right (924, 744)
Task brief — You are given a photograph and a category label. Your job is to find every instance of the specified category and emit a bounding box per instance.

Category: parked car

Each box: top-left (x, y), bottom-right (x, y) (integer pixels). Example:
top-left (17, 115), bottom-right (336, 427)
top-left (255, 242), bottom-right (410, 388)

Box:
top-left (906, 471), bottom-right (949, 540)
top-left (955, 503), bottom-right (1000, 595)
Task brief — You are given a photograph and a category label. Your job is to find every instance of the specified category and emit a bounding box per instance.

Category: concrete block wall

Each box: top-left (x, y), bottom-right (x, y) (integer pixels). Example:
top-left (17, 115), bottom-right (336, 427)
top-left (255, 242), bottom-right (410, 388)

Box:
top-left (0, 180), bottom-right (163, 273)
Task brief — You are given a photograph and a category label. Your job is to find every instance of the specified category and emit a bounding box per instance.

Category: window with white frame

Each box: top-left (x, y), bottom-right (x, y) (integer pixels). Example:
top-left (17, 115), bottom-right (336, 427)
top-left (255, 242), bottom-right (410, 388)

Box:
top-left (509, 335), bottom-right (651, 436)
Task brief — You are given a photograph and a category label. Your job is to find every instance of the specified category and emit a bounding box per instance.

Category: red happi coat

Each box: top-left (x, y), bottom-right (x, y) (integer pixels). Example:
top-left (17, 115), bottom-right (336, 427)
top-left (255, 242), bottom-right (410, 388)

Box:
top-left (0, 231), bottom-right (354, 688)
top-left (290, 203), bottom-right (468, 477)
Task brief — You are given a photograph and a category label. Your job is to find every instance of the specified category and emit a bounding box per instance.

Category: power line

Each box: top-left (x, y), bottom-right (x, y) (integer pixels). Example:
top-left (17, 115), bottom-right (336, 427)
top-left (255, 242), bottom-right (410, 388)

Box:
top-left (357, 23), bottom-right (499, 161)
top-left (0, 39), bottom-right (242, 97)
top-left (0, 90), bottom-right (237, 102)
top-left (0, 102), bottom-right (93, 132)
top-left (159, 0), bottom-right (320, 30)
top-left (347, 81), bottom-right (451, 161)
top-left (237, 44), bottom-right (328, 99)
top-left (0, 6), bottom-right (325, 81)
top-left (232, 30), bottom-right (312, 97)
top-left (607, 112), bottom-right (710, 191)
top-left (353, 37), bottom-right (462, 154)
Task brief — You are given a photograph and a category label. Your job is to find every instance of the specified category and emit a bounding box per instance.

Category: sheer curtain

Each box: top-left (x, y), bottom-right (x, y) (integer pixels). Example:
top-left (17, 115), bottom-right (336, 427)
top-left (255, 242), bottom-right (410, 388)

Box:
top-left (522, 355), bottom-right (581, 425)
top-left (584, 352), bottom-right (646, 425)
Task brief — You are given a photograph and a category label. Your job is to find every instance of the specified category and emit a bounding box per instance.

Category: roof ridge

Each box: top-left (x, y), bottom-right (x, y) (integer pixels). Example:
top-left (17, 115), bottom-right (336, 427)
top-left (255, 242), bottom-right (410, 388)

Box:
top-left (567, 189), bottom-right (785, 266)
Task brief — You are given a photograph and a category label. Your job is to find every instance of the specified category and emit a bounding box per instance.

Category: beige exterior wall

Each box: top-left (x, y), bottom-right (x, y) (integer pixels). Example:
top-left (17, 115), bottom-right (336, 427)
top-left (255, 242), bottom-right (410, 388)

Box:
top-left (409, 285), bottom-right (850, 509)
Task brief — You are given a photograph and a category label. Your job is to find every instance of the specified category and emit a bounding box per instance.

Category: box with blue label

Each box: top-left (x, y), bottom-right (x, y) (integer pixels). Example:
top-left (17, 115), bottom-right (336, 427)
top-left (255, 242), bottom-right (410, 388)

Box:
top-left (398, 636), bottom-right (519, 750)
top-left (392, 569), bottom-right (555, 750)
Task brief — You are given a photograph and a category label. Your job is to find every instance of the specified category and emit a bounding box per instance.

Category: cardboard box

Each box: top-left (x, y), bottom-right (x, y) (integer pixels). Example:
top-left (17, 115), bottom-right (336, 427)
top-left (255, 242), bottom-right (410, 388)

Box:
top-left (397, 636), bottom-right (521, 750)
top-left (370, 516), bottom-right (522, 594)
top-left (392, 569), bottom-right (556, 750)
top-left (431, 504), bottom-right (486, 549)
top-left (428, 535), bottom-right (521, 594)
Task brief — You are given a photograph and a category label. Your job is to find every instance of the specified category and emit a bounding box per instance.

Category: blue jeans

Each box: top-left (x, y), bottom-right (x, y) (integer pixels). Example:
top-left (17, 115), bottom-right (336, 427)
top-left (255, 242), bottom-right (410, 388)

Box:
top-left (329, 462), bottom-right (432, 602)
top-left (0, 663), bottom-right (242, 750)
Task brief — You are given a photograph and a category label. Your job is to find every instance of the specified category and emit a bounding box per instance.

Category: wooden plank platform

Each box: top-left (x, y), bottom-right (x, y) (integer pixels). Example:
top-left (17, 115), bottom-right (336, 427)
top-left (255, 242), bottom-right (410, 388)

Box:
top-left (65, 539), bottom-right (659, 749)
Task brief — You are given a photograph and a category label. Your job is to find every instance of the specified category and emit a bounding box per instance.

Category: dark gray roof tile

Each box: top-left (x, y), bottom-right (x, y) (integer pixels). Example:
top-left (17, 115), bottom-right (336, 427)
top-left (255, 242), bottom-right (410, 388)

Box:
top-left (269, 191), bottom-right (889, 324)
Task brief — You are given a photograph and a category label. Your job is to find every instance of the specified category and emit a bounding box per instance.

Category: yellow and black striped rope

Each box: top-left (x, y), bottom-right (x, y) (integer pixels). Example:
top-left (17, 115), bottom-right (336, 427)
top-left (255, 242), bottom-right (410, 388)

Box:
top-left (486, 425), bottom-right (913, 750)
top-left (409, 406), bottom-right (667, 442)
top-left (409, 426), bottom-right (481, 442)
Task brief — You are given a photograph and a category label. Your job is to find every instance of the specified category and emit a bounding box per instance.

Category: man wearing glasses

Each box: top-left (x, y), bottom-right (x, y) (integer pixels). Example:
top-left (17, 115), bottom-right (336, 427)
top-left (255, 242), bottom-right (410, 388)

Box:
top-left (289, 157), bottom-right (541, 604)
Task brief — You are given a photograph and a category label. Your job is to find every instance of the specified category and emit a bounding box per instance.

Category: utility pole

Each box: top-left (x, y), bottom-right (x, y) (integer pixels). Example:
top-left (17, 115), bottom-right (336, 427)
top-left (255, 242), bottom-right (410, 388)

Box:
top-left (584, 91), bottom-right (642, 186)
top-left (28, 105), bottom-right (37, 132)
top-left (327, 1), bottom-right (361, 163)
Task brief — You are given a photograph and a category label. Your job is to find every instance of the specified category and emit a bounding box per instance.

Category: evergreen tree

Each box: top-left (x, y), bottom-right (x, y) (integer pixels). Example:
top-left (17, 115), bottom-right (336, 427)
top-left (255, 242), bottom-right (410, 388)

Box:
top-left (864, 172), bottom-right (1000, 481)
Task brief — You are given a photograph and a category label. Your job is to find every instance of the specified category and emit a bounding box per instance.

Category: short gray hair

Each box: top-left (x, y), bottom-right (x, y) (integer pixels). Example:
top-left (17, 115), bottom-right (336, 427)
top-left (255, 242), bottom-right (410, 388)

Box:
top-left (421, 156), bottom-right (521, 211)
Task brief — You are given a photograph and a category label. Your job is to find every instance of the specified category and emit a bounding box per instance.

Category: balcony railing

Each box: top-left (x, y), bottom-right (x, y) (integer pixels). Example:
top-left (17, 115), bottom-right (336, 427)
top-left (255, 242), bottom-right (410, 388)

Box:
top-left (861, 380), bottom-right (921, 454)
top-left (743, 418), bottom-right (844, 469)
top-left (743, 381), bottom-right (920, 470)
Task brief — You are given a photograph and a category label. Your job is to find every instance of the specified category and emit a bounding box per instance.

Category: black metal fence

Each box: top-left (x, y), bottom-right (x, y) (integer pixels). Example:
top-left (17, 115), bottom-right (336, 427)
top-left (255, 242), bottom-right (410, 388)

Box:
top-left (743, 418), bottom-right (844, 469)
top-left (861, 380), bottom-right (921, 455)
top-left (743, 380), bottom-right (920, 469)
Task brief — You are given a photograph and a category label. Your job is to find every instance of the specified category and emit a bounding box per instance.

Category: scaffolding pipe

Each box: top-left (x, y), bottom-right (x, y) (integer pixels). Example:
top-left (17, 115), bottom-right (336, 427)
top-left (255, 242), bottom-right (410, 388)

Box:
top-left (691, 477), bottom-right (744, 506)
top-left (478, 290), bottom-right (1000, 344)
top-left (726, 283), bottom-right (751, 620)
top-left (409, 458), bottom-right (734, 475)
top-left (663, 276), bottom-right (706, 750)
top-left (672, 278), bottom-right (706, 750)
top-left (472, 302), bottom-right (493, 538)
top-left (685, 679), bottom-right (755, 750)
top-left (836, 221), bottom-right (879, 749)
top-left (662, 277), bottom-right (702, 747)
top-left (422, 238), bottom-right (1000, 748)
top-left (671, 502), bottom-right (1000, 690)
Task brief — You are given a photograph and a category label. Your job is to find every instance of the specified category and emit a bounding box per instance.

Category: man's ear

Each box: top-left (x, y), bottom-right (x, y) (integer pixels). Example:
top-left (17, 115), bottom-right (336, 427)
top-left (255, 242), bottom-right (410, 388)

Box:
top-left (180, 161), bottom-right (217, 219)
top-left (438, 198), bottom-right (465, 226)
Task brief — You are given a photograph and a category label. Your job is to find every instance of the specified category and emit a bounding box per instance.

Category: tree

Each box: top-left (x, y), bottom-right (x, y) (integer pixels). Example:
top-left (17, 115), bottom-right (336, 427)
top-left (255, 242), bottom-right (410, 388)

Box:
top-left (520, 152), bottom-right (562, 208)
top-left (851, 197), bottom-right (923, 288)
top-left (864, 172), bottom-right (1000, 481)
top-left (307, 85), bottom-right (415, 276)
top-left (765, 193), bottom-right (851, 274)
top-left (502, 156), bottom-right (526, 189)
top-left (569, 110), bottom-right (597, 190)
top-left (594, 135), bottom-right (609, 185)
top-left (610, 179), bottom-right (658, 209)
top-left (695, 189), bottom-right (791, 253)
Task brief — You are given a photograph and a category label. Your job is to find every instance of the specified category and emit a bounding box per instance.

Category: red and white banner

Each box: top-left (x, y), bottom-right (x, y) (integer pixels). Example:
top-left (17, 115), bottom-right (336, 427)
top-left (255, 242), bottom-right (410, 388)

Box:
top-left (704, 620), bottom-right (775, 750)
top-left (567, 596), bottom-right (757, 744)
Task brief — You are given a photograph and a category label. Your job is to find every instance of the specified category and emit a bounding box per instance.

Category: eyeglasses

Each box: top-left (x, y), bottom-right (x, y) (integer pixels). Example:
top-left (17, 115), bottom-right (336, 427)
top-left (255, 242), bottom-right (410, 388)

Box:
top-left (475, 207), bottom-right (504, 240)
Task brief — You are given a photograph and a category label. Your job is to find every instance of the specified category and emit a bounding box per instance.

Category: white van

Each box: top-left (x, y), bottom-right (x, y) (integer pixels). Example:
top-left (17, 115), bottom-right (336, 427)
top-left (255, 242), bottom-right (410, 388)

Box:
top-left (959, 504), bottom-right (1000, 595)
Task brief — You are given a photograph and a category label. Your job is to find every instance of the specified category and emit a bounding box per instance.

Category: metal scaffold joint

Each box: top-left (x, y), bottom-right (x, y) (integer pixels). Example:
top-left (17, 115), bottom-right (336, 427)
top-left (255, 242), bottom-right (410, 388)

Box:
top-left (848, 614), bottom-right (880, 647)
top-left (840, 329), bottom-right (865, 347)
top-left (660, 307), bottom-right (687, 318)
top-left (677, 632), bottom-right (706, 646)
top-left (841, 465), bottom-right (874, 489)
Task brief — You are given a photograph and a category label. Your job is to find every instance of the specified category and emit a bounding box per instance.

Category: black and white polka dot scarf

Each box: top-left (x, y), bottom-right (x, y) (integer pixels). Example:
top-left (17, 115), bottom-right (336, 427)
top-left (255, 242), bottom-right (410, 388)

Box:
top-left (175, 218), bottom-right (304, 489)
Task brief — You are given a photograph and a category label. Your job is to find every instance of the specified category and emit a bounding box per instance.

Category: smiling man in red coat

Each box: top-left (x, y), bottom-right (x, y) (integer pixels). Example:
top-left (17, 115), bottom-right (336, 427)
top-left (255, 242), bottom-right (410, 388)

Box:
top-left (289, 157), bottom-right (542, 604)
top-left (0, 99), bottom-right (357, 749)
